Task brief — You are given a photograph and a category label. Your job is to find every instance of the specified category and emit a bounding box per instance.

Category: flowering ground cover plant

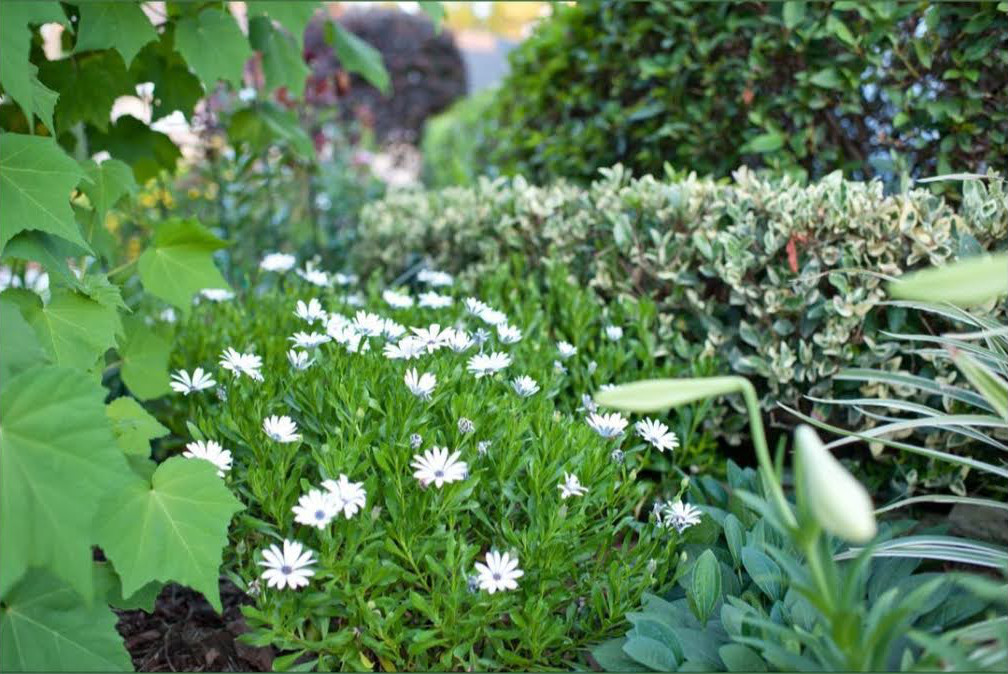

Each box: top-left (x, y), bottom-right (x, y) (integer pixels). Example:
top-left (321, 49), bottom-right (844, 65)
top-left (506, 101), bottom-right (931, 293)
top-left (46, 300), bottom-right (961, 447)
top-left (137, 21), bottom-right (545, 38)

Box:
top-left (163, 262), bottom-right (718, 670)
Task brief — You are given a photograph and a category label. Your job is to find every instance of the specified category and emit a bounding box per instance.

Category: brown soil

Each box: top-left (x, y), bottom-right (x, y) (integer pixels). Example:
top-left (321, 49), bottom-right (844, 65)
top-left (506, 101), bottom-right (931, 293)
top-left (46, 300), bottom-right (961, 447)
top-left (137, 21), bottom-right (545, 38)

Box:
top-left (115, 580), bottom-right (274, 672)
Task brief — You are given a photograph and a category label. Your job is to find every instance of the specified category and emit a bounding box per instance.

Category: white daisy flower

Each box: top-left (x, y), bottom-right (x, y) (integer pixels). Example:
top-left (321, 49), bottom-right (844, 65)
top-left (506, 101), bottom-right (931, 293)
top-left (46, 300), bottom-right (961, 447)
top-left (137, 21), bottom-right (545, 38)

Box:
top-left (344, 292), bottom-right (365, 307)
top-left (170, 367), bottom-right (216, 395)
top-left (479, 307), bottom-right (508, 326)
top-left (332, 272), bottom-right (358, 286)
top-left (287, 349), bottom-right (313, 370)
top-left (410, 323), bottom-right (451, 352)
top-left (383, 336), bottom-right (425, 360)
top-left (464, 297), bottom-right (490, 316)
top-left (553, 360), bottom-right (568, 375)
top-left (383, 319), bottom-right (407, 339)
top-left (411, 447), bottom-right (468, 488)
top-left (294, 298), bottom-right (327, 325)
top-left (578, 393), bottom-right (598, 414)
top-left (444, 329), bottom-right (474, 353)
top-left (260, 252), bottom-right (296, 273)
top-left (200, 287), bottom-right (235, 302)
top-left (511, 376), bottom-right (540, 397)
top-left (417, 269), bottom-right (453, 287)
top-left (289, 331), bottom-right (331, 349)
top-left (473, 328), bottom-right (491, 345)
top-left (353, 310), bottom-right (384, 337)
top-left (458, 417), bottom-right (475, 434)
top-left (219, 348), bottom-right (264, 382)
top-left (292, 488), bottom-right (338, 529)
top-left (586, 412), bottom-right (628, 439)
top-left (160, 307), bottom-right (178, 323)
top-left (410, 433), bottom-right (423, 449)
top-left (182, 440), bottom-right (232, 477)
top-left (467, 351), bottom-right (512, 378)
top-left (610, 448), bottom-right (625, 464)
top-left (259, 540), bottom-right (316, 590)
top-left (474, 550), bottom-right (524, 594)
top-left (326, 312), bottom-right (351, 334)
top-left (558, 472), bottom-right (588, 500)
top-left (477, 440), bottom-right (491, 456)
top-left (587, 360), bottom-right (598, 374)
top-left (635, 418), bottom-right (680, 452)
top-left (605, 325), bottom-right (624, 341)
top-left (418, 291), bottom-right (453, 309)
top-left (322, 474), bottom-right (367, 519)
top-left (557, 341), bottom-right (577, 359)
top-left (660, 500), bottom-right (703, 533)
top-left (404, 368), bottom-right (436, 400)
top-left (296, 263), bottom-right (329, 287)
top-left (383, 289), bottom-right (414, 309)
top-left (496, 324), bottom-right (522, 344)
top-left (263, 415), bottom-right (301, 443)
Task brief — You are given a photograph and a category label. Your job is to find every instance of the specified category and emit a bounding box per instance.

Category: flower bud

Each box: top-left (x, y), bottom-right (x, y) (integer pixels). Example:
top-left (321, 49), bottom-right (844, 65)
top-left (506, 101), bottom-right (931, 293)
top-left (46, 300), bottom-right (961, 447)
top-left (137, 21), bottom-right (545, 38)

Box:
top-left (795, 425), bottom-right (877, 544)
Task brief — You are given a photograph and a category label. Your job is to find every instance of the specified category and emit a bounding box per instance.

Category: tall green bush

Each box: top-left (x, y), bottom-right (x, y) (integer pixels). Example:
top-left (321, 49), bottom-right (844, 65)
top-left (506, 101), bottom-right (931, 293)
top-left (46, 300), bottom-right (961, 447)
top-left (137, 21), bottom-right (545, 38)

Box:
top-left (481, 1), bottom-right (1008, 186)
top-left (354, 166), bottom-right (1008, 441)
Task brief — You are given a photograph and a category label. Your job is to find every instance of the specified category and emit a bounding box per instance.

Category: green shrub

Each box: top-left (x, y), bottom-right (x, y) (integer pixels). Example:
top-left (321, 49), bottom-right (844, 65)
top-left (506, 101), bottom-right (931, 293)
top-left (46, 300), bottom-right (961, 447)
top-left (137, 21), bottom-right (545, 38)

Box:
top-left (354, 167), bottom-right (1008, 441)
top-left (483, 1), bottom-right (1008, 187)
top-left (421, 88), bottom-right (499, 188)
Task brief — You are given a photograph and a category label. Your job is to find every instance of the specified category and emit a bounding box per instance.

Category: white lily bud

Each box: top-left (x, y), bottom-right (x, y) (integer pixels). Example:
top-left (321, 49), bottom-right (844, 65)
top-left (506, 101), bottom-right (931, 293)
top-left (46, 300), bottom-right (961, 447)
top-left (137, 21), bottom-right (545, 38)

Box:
top-left (794, 425), bottom-right (877, 544)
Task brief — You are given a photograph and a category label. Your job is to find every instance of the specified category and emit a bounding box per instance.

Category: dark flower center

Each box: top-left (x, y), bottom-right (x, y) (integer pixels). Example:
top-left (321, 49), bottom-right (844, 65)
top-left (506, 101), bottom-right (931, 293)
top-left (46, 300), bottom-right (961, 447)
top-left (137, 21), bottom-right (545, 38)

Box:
top-left (434, 470), bottom-right (444, 478)
top-left (492, 573), bottom-right (502, 581)
top-left (315, 510), bottom-right (325, 520)
top-left (280, 565), bottom-right (293, 575)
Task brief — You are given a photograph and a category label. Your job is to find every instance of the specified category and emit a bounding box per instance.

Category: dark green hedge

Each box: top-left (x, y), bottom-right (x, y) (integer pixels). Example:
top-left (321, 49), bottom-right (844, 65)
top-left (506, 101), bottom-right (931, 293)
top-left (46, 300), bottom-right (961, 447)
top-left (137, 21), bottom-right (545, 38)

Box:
top-left (481, 0), bottom-right (1007, 187)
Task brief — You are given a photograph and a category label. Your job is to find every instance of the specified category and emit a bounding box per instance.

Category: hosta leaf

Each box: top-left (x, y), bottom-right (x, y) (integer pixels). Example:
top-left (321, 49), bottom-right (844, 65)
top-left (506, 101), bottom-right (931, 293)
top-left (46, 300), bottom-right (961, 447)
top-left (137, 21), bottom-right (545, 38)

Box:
top-left (174, 7), bottom-right (253, 89)
top-left (74, 0), bottom-right (157, 66)
top-left (249, 16), bottom-right (309, 98)
top-left (0, 570), bottom-right (132, 672)
top-left (138, 218), bottom-right (229, 311)
top-left (595, 377), bottom-right (747, 413)
top-left (0, 366), bottom-right (135, 599)
top-left (95, 457), bottom-right (244, 612)
top-left (326, 22), bottom-right (391, 94)
top-left (0, 0), bottom-right (67, 128)
top-left (80, 158), bottom-right (137, 225)
top-left (11, 287), bottom-right (121, 370)
top-left (0, 133), bottom-right (88, 253)
top-left (0, 292), bottom-right (49, 379)
top-left (106, 396), bottom-right (169, 456)
top-left (247, 1), bottom-right (319, 39)
top-left (118, 317), bottom-right (172, 400)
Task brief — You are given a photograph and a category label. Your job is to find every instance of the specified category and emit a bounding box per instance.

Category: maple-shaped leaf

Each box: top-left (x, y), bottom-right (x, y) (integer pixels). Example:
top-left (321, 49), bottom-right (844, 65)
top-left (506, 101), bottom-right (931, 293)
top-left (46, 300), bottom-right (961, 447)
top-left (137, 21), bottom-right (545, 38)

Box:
top-left (174, 7), bottom-right (252, 90)
top-left (74, 1), bottom-right (158, 67)
top-left (138, 218), bottom-right (230, 312)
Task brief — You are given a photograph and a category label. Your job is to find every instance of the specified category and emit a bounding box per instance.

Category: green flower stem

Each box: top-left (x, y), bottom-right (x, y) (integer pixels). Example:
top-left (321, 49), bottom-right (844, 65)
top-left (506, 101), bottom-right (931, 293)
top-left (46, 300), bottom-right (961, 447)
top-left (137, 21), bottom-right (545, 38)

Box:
top-left (737, 377), bottom-right (798, 529)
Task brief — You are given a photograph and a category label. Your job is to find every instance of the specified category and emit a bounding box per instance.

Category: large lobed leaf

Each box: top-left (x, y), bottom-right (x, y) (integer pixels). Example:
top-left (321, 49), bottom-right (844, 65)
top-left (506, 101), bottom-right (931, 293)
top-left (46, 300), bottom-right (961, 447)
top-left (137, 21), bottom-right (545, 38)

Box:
top-left (73, 0), bottom-right (157, 67)
top-left (138, 218), bottom-right (230, 311)
top-left (174, 7), bottom-right (252, 90)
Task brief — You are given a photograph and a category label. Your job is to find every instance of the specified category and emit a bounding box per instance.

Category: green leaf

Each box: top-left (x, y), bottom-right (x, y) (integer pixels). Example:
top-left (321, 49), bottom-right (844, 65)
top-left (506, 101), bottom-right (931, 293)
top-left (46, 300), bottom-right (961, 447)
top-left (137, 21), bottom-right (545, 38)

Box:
top-left (887, 254), bottom-right (1008, 307)
top-left (688, 550), bottom-right (722, 626)
top-left (129, 29), bottom-right (204, 121)
top-left (93, 561), bottom-right (163, 613)
top-left (80, 159), bottom-right (138, 225)
top-left (106, 396), bottom-right (170, 456)
top-left (11, 288), bottom-right (121, 370)
top-left (743, 132), bottom-right (786, 153)
top-left (0, 570), bottom-right (132, 671)
top-left (22, 65), bottom-right (60, 134)
top-left (174, 7), bottom-right (253, 89)
top-left (77, 272), bottom-right (128, 311)
top-left (809, 68), bottom-right (844, 90)
top-left (1, 229), bottom-right (86, 287)
top-left (719, 644), bottom-right (767, 672)
top-left (74, 1), bottom-right (157, 66)
top-left (951, 350), bottom-right (1008, 421)
top-left (247, 1), bottom-right (319, 39)
top-left (723, 514), bottom-right (745, 567)
top-left (249, 16), bottom-right (310, 98)
top-left (623, 635), bottom-right (680, 671)
top-left (327, 22), bottom-right (391, 95)
top-left (0, 134), bottom-right (88, 253)
top-left (89, 116), bottom-right (183, 183)
top-left (595, 376), bottom-right (748, 413)
top-left (0, 0), bottom-right (67, 129)
top-left (38, 50), bottom-right (134, 133)
top-left (591, 638), bottom-right (648, 672)
top-left (118, 317), bottom-right (173, 400)
top-left (0, 292), bottom-right (49, 379)
top-left (782, 1), bottom-right (805, 29)
top-left (138, 218), bottom-right (229, 311)
top-left (228, 103), bottom-right (314, 159)
top-left (419, 2), bottom-right (446, 32)
top-left (741, 546), bottom-right (784, 600)
top-left (95, 457), bottom-right (244, 612)
top-left (0, 366), bottom-right (135, 599)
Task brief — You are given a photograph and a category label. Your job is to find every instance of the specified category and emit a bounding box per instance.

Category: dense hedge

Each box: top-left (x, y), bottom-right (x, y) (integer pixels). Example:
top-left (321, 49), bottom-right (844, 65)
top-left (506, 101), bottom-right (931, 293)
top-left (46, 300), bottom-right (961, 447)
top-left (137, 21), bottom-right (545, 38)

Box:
top-left (421, 88), bottom-right (498, 188)
top-left (354, 167), bottom-right (1008, 437)
top-left (478, 1), bottom-right (1008, 186)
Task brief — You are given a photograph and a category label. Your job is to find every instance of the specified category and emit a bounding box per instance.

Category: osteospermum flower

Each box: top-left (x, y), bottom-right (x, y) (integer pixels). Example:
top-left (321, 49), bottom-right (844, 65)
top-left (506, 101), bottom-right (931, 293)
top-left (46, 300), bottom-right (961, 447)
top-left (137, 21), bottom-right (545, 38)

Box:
top-left (474, 550), bottom-right (524, 594)
top-left (294, 298), bottom-right (327, 325)
top-left (289, 331), bottom-right (331, 349)
top-left (384, 336), bottom-right (425, 360)
top-left (497, 324), bottom-right (522, 344)
top-left (296, 263), bottom-right (329, 287)
top-left (511, 375), bottom-right (540, 397)
top-left (353, 310), bottom-right (384, 337)
top-left (182, 440), bottom-right (232, 477)
top-left (260, 252), bottom-right (296, 273)
top-left (287, 349), bottom-right (313, 370)
top-left (344, 292), bottom-right (365, 307)
top-left (586, 412), bottom-right (628, 439)
top-left (332, 272), bottom-right (358, 286)
top-left (411, 447), bottom-right (468, 488)
top-left (219, 347), bottom-right (264, 381)
top-left (322, 474), bottom-right (367, 519)
top-left (558, 472), bottom-right (588, 500)
top-left (458, 417), bottom-right (475, 434)
top-left (418, 291), bottom-right (452, 309)
top-left (404, 368), bottom-right (436, 400)
top-left (410, 433), bottom-right (423, 449)
top-left (659, 500), bottom-right (703, 533)
top-left (263, 415), bottom-right (301, 443)
top-left (479, 308), bottom-right (508, 326)
top-left (467, 351), bottom-right (512, 378)
top-left (292, 488), bottom-right (338, 529)
top-left (200, 288), bottom-right (235, 302)
top-left (383, 289), bottom-right (414, 309)
top-left (605, 325), bottom-right (624, 341)
top-left (444, 329), bottom-right (474, 352)
top-left (383, 319), bottom-right (407, 339)
top-left (473, 328), bottom-right (491, 345)
top-left (557, 341), bottom-right (577, 359)
top-left (170, 367), bottom-right (216, 395)
top-left (477, 440), bottom-right (491, 456)
top-left (259, 540), bottom-right (316, 590)
top-left (578, 393), bottom-right (598, 414)
top-left (553, 360), bottom-right (568, 375)
top-left (410, 324), bottom-right (451, 352)
top-left (635, 418), bottom-right (680, 452)
top-left (417, 269), bottom-right (453, 286)
top-left (464, 297), bottom-right (490, 316)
